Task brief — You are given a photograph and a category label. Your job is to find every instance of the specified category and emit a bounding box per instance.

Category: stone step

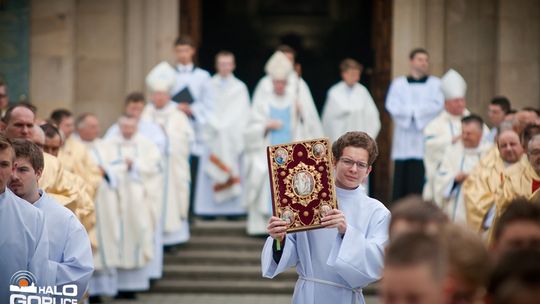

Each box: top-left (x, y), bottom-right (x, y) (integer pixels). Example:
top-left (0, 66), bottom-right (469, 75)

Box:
top-left (162, 264), bottom-right (298, 280)
top-left (186, 236), bottom-right (265, 251)
top-left (150, 278), bottom-right (295, 294)
top-left (190, 220), bottom-right (250, 237)
top-left (164, 249), bottom-right (261, 265)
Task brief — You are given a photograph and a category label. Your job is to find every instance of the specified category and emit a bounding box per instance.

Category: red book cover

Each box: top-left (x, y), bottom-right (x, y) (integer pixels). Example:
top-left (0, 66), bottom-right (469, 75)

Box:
top-left (266, 138), bottom-right (338, 233)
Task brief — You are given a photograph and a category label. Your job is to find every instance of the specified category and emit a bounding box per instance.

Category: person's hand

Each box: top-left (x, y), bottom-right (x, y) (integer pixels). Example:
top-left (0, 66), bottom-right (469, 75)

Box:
top-left (321, 209), bottom-right (347, 235)
top-left (266, 120), bottom-right (283, 131)
top-left (177, 103), bottom-right (193, 116)
top-left (455, 172), bottom-right (468, 183)
top-left (125, 158), bottom-right (133, 171)
top-left (267, 216), bottom-right (288, 241)
top-left (452, 135), bottom-right (462, 144)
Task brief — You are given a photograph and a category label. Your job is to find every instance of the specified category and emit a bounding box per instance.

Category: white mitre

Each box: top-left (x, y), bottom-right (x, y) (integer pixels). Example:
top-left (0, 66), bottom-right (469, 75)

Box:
top-left (146, 61), bottom-right (176, 92)
top-left (264, 51), bottom-right (293, 81)
top-left (441, 69), bottom-right (467, 100)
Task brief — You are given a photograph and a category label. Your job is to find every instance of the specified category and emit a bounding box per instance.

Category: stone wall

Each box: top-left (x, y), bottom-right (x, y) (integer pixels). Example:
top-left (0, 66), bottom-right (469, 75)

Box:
top-left (30, 0), bottom-right (178, 130)
top-left (392, 0), bottom-right (540, 118)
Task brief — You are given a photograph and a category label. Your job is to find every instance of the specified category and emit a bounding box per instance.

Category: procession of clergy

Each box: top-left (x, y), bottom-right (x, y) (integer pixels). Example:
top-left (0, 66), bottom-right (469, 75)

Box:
top-left (1, 35), bottom-right (540, 304)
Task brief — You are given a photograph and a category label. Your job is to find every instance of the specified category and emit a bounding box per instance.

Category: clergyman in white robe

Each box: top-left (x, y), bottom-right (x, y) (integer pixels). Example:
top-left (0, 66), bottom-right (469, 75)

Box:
top-left (34, 190), bottom-right (93, 300)
top-left (261, 186), bottom-right (391, 304)
top-left (194, 73), bottom-right (251, 216)
top-left (433, 141), bottom-right (488, 222)
top-left (0, 188), bottom-right (50, 303)
top-left (142, 101), bottom-right (193, 245)
top-left (322, 81), bottom-right (381, 142)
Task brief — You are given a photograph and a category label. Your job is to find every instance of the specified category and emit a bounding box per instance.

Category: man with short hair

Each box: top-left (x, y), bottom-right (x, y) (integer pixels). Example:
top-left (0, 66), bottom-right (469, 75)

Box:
top-left (9, 139), bottom-right (93, 300)
top-left (0, 135), bottom-right (50, 303)
top-left (385, 48), bottom-right (444, 201)
top-left (322, 58), bottom-right (381, 143)
top-left (194, 51), bottom-right (250, 217)
top-left (41, 123), bottom-right (62, 157)
top-left (381, 232), bottom-right (447, 304)
top-left (433, 114), bottom-right (489, 222)
top-left (423, 70), bottom-right (489, 201)
top-left (491, 198), bottom-right (540, 259)
top-left (487, 96), bottom-right (511, 143)
top-left (262, 131), bottom-right (390, 304)
top-left (389, 195), bottom-right (447, 240)
top-left (463, 124), bottom-right (524, 236)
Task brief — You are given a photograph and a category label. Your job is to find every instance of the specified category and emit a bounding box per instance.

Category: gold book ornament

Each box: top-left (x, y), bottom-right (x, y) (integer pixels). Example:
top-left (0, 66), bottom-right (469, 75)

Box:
top-left (267, 138), bottom-right (338, 232)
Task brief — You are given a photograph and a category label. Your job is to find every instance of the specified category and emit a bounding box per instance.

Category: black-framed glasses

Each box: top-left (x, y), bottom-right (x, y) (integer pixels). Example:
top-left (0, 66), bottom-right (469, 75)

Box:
top-left (339, 157), bottom-right (369, 169)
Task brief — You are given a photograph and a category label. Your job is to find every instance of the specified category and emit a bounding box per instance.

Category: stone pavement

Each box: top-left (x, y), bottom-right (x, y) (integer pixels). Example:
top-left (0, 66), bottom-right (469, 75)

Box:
top-left (110, 293), bottom-right (379, 304)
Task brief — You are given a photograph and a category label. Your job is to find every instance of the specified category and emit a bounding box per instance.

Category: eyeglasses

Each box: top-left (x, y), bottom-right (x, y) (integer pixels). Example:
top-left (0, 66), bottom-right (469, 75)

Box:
top-left (339, 158), bottom-right (369, 169)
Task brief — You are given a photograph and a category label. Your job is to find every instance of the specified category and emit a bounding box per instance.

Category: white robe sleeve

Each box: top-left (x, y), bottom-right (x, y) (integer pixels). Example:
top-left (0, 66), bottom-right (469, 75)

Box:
top-left (191, 75), bottom-right (215, 126)
top-left (326, 210), bottom-right (390, 288)
top-left (413, 79), bottom-right (444, 129)
top-left (49, 216), bottom-right (93, 300)
top-left (360, 87), bottom-right (381, 139)
top-left (385, 78), bottom-right (413, 129)
top-left (29, 211), bottom-right (53, 286)
top-left (433, 146), bottom-right (460, 207)
top-left (261, 235), bottom-right (299, 278)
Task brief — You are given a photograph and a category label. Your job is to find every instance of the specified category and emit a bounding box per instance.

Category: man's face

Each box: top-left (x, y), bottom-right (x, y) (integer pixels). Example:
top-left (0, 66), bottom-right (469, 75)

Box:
top-left (341, 69), bottom-right (361, 87)
top-left (492, 221), bottom-right (540, 259)
top-left (174, 44), bottom-right (195, 65)
top-left (125, 101), bottom-right (145, 120)
top-left (410, 53), bottom-right (429, 76)
top-left (461, 122), bottom-right (482, 149)
top-left (59, 116), bottom-right (75, 139)
top-left (4, 107), bottom-right (35, 139)
top-left (78, 116), bottom-right (100, 142)
top-left (119, 119), bottom-right (137, 140)
top-left (272, 80), bottom-right (287, 96)
top-left (0, 85), bottom-right (9, 109)
top-left (380, 264), bottom-right (444, 304)
top-left (216, 55), bottom-right (235, 77)
top-left (283, 51), bottom-right (295, 64)
top-left (528, 139), bottom-right (540, 175)
top-left (9, 157), bottom-right (40, 199)
top-left (151, 91), bottom-right (170, 109)
top-left (333, 146), bottom-right (371, 189)
top-left (0, 148), bottom-right (13, 192)
top-left (498, 130), bottom-right (523, 164)
top-left (488, 104), bottom-right (506, 127)
top-left (445, 98), bottom-right (466, 116)
top-left (44, 134), bottom-right (62, 157)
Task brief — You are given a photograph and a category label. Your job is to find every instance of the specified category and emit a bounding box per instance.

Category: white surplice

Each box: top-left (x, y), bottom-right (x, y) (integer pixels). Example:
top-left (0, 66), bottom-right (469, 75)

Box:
top-left (194, 74), bottom-right (251, 216)
top-left (261, 186), bottom-right (390, 304)
top-left (322, 81), bottom-right (381, 142)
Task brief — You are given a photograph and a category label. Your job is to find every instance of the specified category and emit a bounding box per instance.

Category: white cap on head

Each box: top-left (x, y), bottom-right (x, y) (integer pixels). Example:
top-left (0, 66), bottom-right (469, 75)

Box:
top-left (441, 69), bottom-right (467, 100)
top-left (264, 51), bottom-right (293, 80)
top-left (146, 61), bottom-right (176, 92)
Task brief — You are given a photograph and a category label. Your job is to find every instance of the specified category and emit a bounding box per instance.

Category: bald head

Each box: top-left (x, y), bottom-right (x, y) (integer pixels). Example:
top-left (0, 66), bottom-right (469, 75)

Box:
top-left (75, 113), bottom-right (100, 142)
top-left (31, 125), bottom-right (45, 148)
top-left (497, 130), bottom-right (523, 164)
top-left (118, 116), bottom-right (138, 140)
top-left (2, 105), bottom-right (36, 140)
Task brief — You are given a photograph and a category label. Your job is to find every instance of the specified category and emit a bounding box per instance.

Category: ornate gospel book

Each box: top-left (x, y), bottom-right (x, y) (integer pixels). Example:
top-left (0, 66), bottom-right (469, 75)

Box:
top-left (267, 138), bottom-right (338, 233)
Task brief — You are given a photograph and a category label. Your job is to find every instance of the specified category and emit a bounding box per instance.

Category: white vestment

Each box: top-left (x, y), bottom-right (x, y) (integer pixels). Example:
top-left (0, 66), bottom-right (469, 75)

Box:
top-left (0, 188), bottom-right (50, 303)
top-left (244, 87), bottom-right (323, 235)
top-left (34, 190), bottom-right (93, 300)
top-left (261, 186), bottom-right (390, 304)
top-left (194, 74), bottom-right (251, 216)
top-left (385, 76), bottom-right (443, 160)
top-left (433, 142), bottom-right (488, 222)
top-left (142, 101), bottom-right (194, 245)
top-left (105, 120), bottom-right (167, 155)
top-left (171, 64), bottom-right (214, 156)
top-left (322, 81), bottom-right (381, 142)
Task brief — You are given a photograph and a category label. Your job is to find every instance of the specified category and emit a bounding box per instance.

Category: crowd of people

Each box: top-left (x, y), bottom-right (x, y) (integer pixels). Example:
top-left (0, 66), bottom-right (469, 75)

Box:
top-left (0, 35), bottom-right (539, 304)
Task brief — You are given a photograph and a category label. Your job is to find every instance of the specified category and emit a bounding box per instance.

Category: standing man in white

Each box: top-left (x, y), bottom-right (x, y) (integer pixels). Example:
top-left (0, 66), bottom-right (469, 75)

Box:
top-left (194, 51), bottom-right (250, 217)
top-left (385, 48), bottom-right (444, 202)
top-left (322, 58), bottom-right (381, 142)
top-left (262, 131), bottom-right (390, 304)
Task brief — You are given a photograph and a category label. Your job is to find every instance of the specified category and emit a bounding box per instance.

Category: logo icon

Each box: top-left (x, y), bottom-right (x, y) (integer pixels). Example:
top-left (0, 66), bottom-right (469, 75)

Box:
top-left (9, 271), bottom-right (37, 294)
